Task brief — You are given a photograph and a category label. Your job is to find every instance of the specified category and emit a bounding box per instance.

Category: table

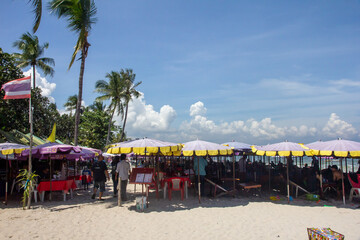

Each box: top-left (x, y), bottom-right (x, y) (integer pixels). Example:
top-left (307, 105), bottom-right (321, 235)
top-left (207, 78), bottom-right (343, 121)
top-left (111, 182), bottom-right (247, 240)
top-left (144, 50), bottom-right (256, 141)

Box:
top-left (163, 177), bottom-right (190, 200)
top-left (37, 180), bottom-right (77, 201)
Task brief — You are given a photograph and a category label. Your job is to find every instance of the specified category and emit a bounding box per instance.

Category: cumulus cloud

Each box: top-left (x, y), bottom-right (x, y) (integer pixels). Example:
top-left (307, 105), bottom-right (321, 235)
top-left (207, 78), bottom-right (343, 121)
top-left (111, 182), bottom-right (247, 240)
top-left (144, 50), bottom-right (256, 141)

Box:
top-left (322, 113), bottom-right (358, 138)
top-left (178, 101), bottom-right (358, 144)
top-left (24, 69), bottom-right (56, 102)
top-left (190, 101), bottom-right (207, 117)
top-left (114, 93), bottom-right (177, 137)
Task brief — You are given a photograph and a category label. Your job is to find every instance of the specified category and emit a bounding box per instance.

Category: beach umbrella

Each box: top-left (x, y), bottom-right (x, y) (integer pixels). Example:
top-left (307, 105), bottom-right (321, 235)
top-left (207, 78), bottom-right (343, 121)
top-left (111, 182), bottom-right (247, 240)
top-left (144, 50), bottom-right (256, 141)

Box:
top-left (21, 142), bottom-right (96, 201)
top-left (307, 139), bottom-right (360, 157)
top-left (222, 141), bottom-right (251, 152)
top-left (0, 143), bottom-right (29, 205)
top-left (182, 139), bottom-right (233, 156)
top-left (305, 139), bottom-right (360, 205)
top-left (0, 142), bottom-right (29, 155)
top-left (252, 141), bottom-right (309, 203)
top-left (182, 139), bottom-right (233, 203)
top-left (107, 138), bottom-right (181, 155)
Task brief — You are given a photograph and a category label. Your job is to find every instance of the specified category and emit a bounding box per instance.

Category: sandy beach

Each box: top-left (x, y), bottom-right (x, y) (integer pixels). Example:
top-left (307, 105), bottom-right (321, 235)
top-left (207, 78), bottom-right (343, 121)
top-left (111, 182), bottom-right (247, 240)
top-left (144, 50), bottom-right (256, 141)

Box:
top-left (1, 182), bottom-right (359, 240)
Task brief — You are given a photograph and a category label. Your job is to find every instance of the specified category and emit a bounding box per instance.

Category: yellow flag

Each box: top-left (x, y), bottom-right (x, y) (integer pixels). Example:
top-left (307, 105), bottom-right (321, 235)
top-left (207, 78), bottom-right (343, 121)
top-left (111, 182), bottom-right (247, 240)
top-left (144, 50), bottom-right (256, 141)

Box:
top-left (47, 123), bottom-right (56, 143)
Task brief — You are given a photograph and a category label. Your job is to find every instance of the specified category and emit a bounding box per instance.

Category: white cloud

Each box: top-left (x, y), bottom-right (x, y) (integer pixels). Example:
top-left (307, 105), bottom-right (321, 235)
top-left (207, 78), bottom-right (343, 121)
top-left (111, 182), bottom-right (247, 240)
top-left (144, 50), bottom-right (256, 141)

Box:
top-left (190, 101), bottom-right (207, 117)
top-left (330, 79), bottom-right (360, 88)
top-left (24, 68), bottom-right (56, 102)
top-left (115, 93), bottom-right (177, 137)
top-left (178, 101), bottom-right (358, 144)
top-left (322, 113), bottom-right (358, 138)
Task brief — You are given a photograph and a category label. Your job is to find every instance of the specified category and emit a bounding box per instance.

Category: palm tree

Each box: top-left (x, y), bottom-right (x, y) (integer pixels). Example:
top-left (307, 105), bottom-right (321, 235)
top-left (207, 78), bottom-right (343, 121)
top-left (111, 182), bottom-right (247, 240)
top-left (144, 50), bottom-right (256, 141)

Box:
top-left (28, 0), bottom-right (43, 33)
top-left (49, 0), bottom-right (97, 146)
top-left (120, 69), bottom-right (141, 141)
top-left (64, 95), bottom-right (78, 116)
top-left (12, 32), bottom-right (55, 89)
top-left (94, 71), bottom-right (125, 146)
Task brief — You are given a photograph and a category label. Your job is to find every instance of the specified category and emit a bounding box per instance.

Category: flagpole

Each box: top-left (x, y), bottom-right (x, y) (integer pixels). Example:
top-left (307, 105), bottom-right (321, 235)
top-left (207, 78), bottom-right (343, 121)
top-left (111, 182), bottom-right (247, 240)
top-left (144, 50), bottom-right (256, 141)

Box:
top-left (27, 74), bottom-right (34, 209)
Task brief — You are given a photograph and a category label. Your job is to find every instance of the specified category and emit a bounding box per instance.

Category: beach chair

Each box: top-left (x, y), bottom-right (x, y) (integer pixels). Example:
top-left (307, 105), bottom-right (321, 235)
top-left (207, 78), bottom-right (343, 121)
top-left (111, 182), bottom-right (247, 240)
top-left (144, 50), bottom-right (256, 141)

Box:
top-left (167, 177), bottom-right (184, 200)
top-left (348, 173), bottom-right (360, 202)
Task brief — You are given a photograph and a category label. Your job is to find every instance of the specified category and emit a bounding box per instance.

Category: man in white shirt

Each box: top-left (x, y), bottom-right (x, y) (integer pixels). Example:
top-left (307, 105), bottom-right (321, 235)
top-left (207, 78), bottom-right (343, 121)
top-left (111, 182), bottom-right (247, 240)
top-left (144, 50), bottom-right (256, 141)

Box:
top-left (115, 154), bottom-right (131, 201)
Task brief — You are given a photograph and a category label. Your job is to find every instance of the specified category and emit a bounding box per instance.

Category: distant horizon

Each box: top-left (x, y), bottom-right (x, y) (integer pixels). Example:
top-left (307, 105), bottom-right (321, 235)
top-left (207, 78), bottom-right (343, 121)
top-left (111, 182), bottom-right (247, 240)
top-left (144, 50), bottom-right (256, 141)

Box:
top-left (1, 1), bottom-right (359, 145)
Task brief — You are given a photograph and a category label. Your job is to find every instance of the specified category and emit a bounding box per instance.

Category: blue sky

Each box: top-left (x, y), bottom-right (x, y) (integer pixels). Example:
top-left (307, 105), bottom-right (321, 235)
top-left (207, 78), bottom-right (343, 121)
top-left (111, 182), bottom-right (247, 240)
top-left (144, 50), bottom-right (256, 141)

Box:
top-left (1, 1), bottom-right (360, 144)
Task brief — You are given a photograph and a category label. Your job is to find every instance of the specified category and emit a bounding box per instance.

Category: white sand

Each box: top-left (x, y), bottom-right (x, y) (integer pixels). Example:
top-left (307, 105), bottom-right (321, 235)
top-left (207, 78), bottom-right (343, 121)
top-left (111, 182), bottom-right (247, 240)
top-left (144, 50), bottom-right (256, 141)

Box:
top-left (1, 182), bottom-right (359, 240)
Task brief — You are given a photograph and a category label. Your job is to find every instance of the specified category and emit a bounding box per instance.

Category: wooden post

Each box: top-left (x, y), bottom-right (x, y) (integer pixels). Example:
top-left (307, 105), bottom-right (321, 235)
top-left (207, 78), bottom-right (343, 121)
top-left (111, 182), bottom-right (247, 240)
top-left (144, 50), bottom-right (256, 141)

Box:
top-left (319, 156), bottom-right (323, 197)
top-left (49, 156), bottom-right (52, 201)
top-left (232, 154), bottom-right (235, 193)
top-left (286, 156), bottom-right (290, 204)
top-left (26, 75), bottom-right (33, 209)
top-left (340, 158), bottom-right (345, 205)
top-left (5, 155), bottom-right (8, 205)
top-left (197, 156), bottom-right (201, 203)
top-left (118, 176), bottom-right (121, 207)
top-left (268, 156), bottom-right (271, 192)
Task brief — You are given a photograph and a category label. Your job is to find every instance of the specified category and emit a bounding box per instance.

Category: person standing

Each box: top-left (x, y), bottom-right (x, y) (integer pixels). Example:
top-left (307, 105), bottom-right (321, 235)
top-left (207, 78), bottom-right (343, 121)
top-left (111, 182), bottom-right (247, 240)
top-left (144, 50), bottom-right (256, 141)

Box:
top-left (111, 156), bottom-right (120, 197)
top-left (91, 155), bottom-right (110, 201)
top-left (116, 154), bottom-right (131, 201)
top-left (193, 156), bottom-right (208, 196)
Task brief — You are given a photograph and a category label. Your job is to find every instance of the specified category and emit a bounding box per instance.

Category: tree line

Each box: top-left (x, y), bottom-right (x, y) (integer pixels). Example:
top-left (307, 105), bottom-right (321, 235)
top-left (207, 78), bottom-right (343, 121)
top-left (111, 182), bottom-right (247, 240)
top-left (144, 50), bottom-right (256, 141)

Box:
top-left (1, 0), bottom-right (142, 150)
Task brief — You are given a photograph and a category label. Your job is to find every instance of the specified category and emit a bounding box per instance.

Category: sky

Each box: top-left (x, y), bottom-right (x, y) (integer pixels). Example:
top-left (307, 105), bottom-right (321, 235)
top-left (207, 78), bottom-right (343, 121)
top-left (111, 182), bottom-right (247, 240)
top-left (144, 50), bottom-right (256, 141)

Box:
top-left (1, 1), bottom-right (360, 145)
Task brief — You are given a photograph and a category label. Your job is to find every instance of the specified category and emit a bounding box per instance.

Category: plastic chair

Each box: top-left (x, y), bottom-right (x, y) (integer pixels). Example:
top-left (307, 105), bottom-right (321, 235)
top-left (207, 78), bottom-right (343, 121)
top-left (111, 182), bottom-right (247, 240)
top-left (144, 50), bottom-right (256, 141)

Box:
top-left (168, 177), bottom-right (184, 200)
top-left (348, 173), bottom-right (360, 201)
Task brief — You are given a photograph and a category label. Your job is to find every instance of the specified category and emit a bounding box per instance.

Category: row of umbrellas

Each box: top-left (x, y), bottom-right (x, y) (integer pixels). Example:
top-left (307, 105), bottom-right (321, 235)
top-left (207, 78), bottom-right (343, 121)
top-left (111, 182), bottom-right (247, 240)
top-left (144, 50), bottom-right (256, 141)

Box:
top-left (106, 139), bottom-right (251, 156)
top-left (0, 142), bottom-right (101, 160)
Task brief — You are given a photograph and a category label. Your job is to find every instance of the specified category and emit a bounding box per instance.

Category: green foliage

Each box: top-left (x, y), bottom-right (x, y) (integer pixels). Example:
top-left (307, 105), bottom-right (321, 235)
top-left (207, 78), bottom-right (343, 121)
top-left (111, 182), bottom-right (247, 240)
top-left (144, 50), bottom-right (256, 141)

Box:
top-left (78, 102), bottom-right (118, 150)
top-left (17, 169), bottom-right (39, 209)
top-left (12, 32), bottom-right (55, 87)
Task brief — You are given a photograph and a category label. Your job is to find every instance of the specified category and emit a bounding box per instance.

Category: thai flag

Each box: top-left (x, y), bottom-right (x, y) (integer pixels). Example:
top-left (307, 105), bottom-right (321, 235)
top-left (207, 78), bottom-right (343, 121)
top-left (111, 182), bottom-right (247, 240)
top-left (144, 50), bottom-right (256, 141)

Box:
top-left (1, 76), bottom-right (31, 99)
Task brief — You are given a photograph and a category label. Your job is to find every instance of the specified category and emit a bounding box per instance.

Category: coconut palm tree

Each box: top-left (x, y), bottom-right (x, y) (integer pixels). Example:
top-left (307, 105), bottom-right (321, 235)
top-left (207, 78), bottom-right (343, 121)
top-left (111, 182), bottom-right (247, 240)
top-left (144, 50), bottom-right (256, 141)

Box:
top-left (94, 71), bottom-right (125, 146)
top-left (12, 32), bottom-right (55, 89)
top-left (28, 0), bottom-right (43, 33)
top-left (49, 0), bottom-right (97, 145)
top-left (120, 69), bottom-right (141, 141)
top-left (64, 95), bottom-right (78, 116)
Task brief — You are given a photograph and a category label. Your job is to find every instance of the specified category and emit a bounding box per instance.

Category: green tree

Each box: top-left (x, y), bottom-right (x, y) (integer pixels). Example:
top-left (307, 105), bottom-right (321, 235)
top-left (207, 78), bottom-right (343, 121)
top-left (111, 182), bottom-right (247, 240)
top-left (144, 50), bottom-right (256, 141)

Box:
top-left (119, 69), bottom-right (141, 141)
top-left (78, 101), bottom-right (115, 150)
top-left (64, 94), bottom-right (78, 116)
top-left (49, 0), bottom-right (97, 146)
top-left (12, 32), bottom-right (55, 89)
top-left (95, 71), bottom-right (125, 146)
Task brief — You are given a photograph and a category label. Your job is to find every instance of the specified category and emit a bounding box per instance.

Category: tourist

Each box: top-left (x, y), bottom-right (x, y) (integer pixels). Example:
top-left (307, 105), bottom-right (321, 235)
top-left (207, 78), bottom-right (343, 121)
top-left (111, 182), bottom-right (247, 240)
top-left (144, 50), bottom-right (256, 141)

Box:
top-left (116, 154), bottom-right (131, 201)
top-left (91, 155), bottom-right (110, 201)
top-left (193, 156), bottom-right (207, 196)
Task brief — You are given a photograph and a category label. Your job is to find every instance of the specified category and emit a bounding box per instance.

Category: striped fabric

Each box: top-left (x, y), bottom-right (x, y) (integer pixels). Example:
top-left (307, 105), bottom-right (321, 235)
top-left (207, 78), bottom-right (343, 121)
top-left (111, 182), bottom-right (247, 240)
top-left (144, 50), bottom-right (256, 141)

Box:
top-left (1, 76), bottom-right (31, 99)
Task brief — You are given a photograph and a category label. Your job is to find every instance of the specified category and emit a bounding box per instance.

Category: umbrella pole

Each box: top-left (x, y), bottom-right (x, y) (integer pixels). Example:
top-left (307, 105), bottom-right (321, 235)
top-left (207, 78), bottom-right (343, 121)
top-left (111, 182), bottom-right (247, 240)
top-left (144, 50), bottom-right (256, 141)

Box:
top-left (286, 156), bottom-right (290, 204)
top-left (268, 156), bottom-right (271, 193)
top-left (319, 156), bottom-right (323, 197)
top-left (341, 158), bottom-right (345, 205)
top-left (156, 154), bottom-right (159, 200)
top-left (134, 155), bottom-right (137, 193)
top-left (49, 156), bottom-right (52, 201)
top-left (345, 158), bottom-right (348, 173)
top-left (197, 158), bottom-right (201, 203)
top-left (352, 158), bottom-right (354, 172)
top-left (27, 85), bottom-right (34, 209)
top-left (5, 155), bottom-right (8, 205)
top-left (232, 154), bottom-right (235, 193)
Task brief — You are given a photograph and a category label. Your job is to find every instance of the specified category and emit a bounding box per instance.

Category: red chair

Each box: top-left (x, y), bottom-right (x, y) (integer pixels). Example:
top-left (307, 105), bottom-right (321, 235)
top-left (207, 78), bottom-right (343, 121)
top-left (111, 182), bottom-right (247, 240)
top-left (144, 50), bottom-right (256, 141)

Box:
top-left (168, 177), bottom-right (184, 200)
top-left (348, 173), bottom-right (360, 201)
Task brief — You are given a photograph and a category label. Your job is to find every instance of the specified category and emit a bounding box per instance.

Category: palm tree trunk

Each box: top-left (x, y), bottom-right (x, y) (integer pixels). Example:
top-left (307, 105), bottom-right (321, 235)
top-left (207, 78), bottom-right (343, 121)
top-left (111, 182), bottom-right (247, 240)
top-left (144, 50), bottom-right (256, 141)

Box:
top-left (106, 108), bottom-right (115, 146)
top-left (74, 50), bottom-right (86, 146)
top-left (120, 102), bottom-right (129, 141)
